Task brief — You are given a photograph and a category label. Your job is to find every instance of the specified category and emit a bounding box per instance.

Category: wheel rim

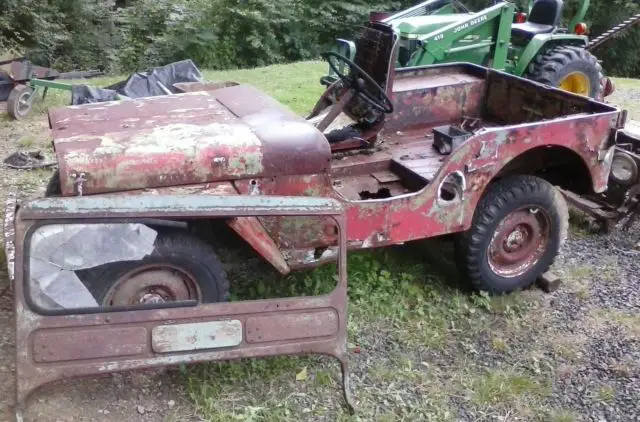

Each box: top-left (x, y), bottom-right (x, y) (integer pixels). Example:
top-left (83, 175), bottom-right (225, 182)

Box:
top-left (487, 207), bottom-right (551, 278)
top-left (103, 264), bottom-right (201, 307)
top-left (15, 90), bottom-right (32, 116)
top-left (558, 72), bottom-right (591, 96)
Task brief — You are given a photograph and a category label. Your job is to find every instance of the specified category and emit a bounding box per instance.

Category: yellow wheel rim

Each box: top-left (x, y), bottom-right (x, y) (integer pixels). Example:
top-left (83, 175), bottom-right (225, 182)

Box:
top-left (558, 72), bottom-right (591, 96)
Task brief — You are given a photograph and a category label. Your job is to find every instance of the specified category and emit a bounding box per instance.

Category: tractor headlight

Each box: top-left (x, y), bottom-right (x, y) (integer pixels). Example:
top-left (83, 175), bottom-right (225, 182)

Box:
top-left (610, 152), bottom-right (638, 185)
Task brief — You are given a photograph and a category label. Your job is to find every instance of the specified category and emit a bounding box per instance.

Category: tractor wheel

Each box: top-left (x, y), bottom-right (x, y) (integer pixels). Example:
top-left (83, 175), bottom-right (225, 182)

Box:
top-left (455, 175), bottom-right (569, 295)
top-left (7, 84), bottom-right (34, 120)
top-left (525, 46), bottom-right (604, 99)
top-left (79, 230), bottom-right (230, 307)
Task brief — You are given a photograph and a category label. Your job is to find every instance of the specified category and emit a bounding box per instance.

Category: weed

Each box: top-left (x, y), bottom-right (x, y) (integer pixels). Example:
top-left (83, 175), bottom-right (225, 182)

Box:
top-left (597, 385), bottom-right (616, 402)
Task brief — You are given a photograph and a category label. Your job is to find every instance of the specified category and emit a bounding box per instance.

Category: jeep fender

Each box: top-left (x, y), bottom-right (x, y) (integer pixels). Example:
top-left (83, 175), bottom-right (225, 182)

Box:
top-left (227, 216), bottom-right (290, 275)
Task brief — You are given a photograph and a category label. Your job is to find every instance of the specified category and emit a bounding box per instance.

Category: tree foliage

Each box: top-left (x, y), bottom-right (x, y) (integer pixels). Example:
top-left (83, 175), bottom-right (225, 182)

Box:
top-left (0, 0), bottom-right (639, 77)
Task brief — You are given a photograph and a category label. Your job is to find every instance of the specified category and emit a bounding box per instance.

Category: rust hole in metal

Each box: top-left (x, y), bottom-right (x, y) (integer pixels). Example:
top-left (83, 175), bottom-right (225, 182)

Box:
top-left (359, 187), bottom-right (392, 200)
top-left (438, 171), bottom-right (466, 202)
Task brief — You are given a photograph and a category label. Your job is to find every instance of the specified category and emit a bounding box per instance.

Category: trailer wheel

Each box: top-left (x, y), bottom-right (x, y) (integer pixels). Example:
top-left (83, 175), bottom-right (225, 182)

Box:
top-left (455, 175), bottom-right (568, 294)
top-left (7, 84), bottom-right (34, 120)
top-left (525, 46), bottom-right (603, 99)
top-left (80, 230), bottom-right (229, 307)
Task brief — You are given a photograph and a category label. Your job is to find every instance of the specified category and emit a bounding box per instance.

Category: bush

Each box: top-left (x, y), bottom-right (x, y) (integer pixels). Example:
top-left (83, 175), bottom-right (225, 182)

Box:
top-left (1, 0), bottom-right (640, 77)
top-left (0, 0), bottom-right (117, 71)
top-left (118, 0), bottom-right (414, 71)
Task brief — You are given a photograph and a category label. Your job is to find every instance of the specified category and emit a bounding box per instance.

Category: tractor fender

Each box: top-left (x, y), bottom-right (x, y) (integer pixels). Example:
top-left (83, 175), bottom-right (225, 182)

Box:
top-left (514, 34), bottom-right (589, 76)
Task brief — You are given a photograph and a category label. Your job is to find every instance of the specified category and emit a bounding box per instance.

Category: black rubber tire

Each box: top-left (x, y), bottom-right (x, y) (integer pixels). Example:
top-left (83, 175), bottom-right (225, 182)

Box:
top-left (524, 45), bottom-right (604, 99)
top-left (7, 84), bottom-right (34, 120)
top-left (0, 70), bottom-right (13, 102)
top-left (45, 169), bottom-right (61, 197)
top-left (79, 230), bottom-right (229, 306)
top-left (455, 175), bottom-right (569, 294)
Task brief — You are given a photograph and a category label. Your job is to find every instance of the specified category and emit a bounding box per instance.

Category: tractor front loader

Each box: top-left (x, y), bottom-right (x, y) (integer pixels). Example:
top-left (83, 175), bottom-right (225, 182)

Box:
top-left (323, 0), bottom-right (611, 99)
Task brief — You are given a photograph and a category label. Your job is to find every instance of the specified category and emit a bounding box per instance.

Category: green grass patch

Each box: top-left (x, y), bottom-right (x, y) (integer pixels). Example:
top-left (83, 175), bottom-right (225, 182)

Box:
top-left (609, 77), bottom-right (640, 120)
top-left (467, 368), bottom-right (552, 419)
top-left (203, 61), bottom-right (327, 115)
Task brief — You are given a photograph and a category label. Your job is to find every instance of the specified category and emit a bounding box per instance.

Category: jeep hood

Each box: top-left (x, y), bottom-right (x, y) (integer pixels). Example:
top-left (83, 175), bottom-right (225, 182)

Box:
top-left (48, 84), bottom-right (331, 196)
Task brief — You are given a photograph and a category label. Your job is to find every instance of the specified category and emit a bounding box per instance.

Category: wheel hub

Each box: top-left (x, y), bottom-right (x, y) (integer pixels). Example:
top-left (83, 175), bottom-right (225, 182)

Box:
top-left (104, 266), bottom-right (200, 307)
top-left (488, 207), bottom-right (551, 278)
top-left (559, 72), bottom-right (590, 96)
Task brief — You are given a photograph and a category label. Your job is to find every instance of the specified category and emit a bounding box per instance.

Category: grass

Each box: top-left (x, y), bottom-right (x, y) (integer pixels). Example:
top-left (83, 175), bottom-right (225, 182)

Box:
top-left (596, 309), bottom-right (640, 339)
top-left (4, 60), bottom-right (637, 421)
top-left (607, 77), bottom-right (640, 120)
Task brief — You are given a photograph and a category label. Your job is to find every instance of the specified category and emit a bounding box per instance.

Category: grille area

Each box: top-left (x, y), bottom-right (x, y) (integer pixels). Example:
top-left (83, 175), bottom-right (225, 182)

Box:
top-left (354, 23), bottom-right (395, 89)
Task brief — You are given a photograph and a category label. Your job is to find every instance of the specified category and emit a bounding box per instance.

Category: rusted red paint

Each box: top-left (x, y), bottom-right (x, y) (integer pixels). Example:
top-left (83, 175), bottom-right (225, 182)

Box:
top-left (43, 60), bottom-right (619, 268)
top-left (173, 81), bottom-right (239, 93)
top-left (228, 216), bottom-right (291, 274)
top-left (49, 85), bottom-right (331, 196)
top-left (245, 310), bottom-right (338, 343)
top-left (8, 60), bottom-right (60, 82)
top-left (33, 327), bottom-right (147, 363)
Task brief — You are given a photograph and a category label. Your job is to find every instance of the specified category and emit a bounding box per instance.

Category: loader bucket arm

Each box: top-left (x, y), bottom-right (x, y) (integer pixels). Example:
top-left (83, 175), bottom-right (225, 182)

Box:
top-left (408, 2), bottom-right (515, 69)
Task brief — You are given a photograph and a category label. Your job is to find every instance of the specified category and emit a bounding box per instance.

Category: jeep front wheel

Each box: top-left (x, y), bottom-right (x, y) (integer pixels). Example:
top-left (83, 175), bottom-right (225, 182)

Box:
top-left (80, 230), bottom-right (229, 307)
top-left (455, 175), bottom-right (568, 294)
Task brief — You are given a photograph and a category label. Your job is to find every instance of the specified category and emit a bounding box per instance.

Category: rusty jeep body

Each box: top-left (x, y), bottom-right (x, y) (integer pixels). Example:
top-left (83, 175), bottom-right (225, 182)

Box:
top-left (40, 23), bottom-right (622, 298)
top-left (3, 21), bottom-right (627, 419)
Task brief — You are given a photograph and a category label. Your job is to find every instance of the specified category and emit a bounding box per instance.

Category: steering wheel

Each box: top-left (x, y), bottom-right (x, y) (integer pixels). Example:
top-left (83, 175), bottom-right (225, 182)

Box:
top-left (323, 51), bottom-right (394, 114)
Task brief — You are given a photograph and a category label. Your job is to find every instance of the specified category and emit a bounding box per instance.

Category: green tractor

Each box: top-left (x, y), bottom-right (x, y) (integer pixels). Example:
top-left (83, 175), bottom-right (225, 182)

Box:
top-left (322, 0), bottom-right (614, 99)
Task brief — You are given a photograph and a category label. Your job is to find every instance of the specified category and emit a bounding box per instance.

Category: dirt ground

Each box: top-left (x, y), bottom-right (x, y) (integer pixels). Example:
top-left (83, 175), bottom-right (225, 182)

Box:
top-left (0, 74), bottom-right (639, 421)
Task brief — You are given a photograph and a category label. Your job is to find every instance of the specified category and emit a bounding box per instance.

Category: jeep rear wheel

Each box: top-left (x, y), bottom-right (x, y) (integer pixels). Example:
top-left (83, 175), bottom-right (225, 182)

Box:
top-left (80, 231), bottom-right (229, 307)
top-left (455, 175), bottom-right (568, 294)
top-left (525, 46), bottom-right (603, 99)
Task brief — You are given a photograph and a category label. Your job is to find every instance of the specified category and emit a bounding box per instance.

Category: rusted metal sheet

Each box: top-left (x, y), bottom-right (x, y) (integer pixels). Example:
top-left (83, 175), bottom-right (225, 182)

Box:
top-left (17, 195), bottom-right (344, 220)
top-left (227, 216), bottom-right (291, 274)
top-left (386, 67), bottom-right (485, 131)
top-left (33, 327), bottom-right (147, 363)
top-left (234, 64), bottom-right (618, 261)
top-left (173, 81), bottom-right (239, 93)
top-left (11, 194), bottom-right (353, 420)
top-left (38, 54), bottom-right (620, 261)
top-left (8, 60), bottom-right (60, 82)
top-left (245, 310), bottom-right (338, 343)
top-left (49, 85), bottom-right (331, 196)
top-left (234, 175), bottom-right (338, 250)
top-left (152, 321), bottom-right (243, 352)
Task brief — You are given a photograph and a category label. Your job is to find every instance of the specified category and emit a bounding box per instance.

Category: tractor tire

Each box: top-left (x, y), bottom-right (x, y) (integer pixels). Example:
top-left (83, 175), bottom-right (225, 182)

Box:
top-left (7, 84), bottom-right (34, 120)
top-left (525, 45), bottom-right (604, 99)
top-left (455, 175), bottom-right (569, 295)
top-left (79, 230), bottom-right (230, 307)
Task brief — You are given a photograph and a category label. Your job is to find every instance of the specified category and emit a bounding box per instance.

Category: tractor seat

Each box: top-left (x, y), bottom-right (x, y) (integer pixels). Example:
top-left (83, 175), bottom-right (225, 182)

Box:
top-left (511, 22), bottom-right (555, 39)
top-left (511, 0), bottom-right (564, 39)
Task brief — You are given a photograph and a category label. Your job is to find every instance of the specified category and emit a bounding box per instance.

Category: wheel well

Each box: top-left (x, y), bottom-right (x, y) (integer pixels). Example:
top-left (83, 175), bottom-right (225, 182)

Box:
top-left (494, 145), bottom-right (593, 195)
